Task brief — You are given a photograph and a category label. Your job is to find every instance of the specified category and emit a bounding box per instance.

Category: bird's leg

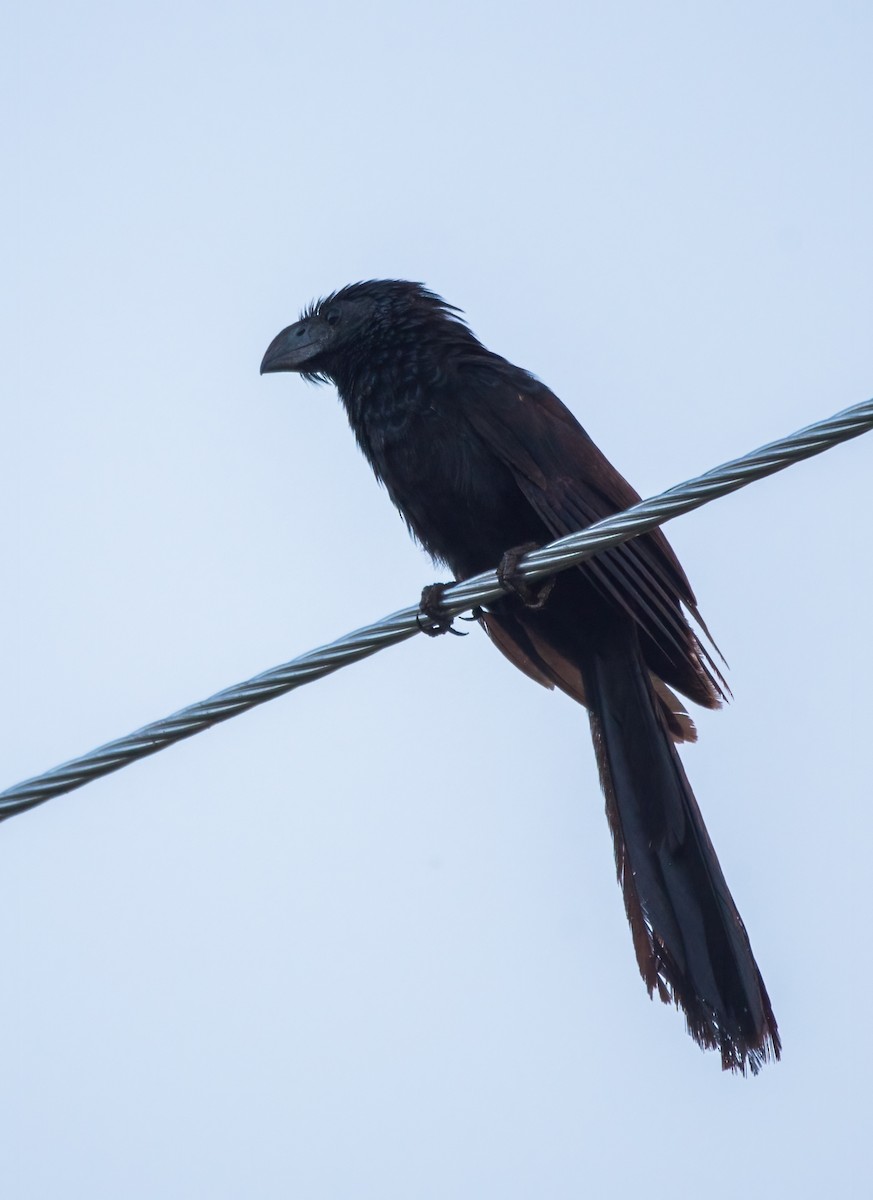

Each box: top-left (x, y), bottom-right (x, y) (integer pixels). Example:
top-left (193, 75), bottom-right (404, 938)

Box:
top-left (497, 542), bottom-right (555, 609)
top-left (417, 583), bottom-right (469, 637)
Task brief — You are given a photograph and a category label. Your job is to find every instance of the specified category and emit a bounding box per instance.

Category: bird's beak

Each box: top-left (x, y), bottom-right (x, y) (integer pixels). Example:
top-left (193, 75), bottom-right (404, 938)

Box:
top-left (260, 318), bottom-right (331, 374)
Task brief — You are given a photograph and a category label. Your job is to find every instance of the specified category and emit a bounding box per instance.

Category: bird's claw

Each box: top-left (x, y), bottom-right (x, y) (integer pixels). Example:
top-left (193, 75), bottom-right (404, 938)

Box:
top-left (417, 583), bottom-right (469, 637)
top-left (497, 543), bottom-right (555, 609)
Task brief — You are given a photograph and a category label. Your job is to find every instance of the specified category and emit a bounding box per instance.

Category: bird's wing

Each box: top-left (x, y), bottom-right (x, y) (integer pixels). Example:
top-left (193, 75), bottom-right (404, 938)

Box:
top-left (463, 371), bottom-right (724, 708)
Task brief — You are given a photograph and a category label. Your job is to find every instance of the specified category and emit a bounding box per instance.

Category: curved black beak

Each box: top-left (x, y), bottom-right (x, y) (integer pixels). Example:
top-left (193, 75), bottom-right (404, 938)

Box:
top-left (260, 318), bottom-right (331, 374)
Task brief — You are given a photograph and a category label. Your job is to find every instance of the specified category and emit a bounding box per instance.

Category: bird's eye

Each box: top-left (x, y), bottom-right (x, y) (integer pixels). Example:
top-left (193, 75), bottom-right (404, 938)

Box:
top-left (324, 306), bottom-right (341, 326)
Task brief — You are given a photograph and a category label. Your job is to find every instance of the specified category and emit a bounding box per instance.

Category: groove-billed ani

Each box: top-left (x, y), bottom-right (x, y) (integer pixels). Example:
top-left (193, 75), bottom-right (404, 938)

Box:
top-left (261, 280), bottom-right (780, 1074)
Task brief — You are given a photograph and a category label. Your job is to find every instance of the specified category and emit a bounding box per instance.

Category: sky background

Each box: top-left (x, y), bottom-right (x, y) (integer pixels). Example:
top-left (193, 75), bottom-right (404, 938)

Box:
top-left (5, 2), bottom-right (873, 1196)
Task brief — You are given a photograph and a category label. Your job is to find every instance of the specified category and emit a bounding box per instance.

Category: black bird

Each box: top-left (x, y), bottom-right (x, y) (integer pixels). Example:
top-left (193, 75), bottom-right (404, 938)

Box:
top-left (261, 280), bottom-right (780, 1073)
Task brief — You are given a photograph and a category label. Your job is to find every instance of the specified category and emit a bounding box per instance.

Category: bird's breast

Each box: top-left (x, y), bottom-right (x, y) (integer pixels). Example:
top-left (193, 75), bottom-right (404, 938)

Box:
top-left (357, 398), bottom-right (547, 578)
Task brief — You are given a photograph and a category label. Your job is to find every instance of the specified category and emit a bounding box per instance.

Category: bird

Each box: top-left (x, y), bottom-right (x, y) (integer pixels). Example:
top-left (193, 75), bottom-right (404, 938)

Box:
top-left (260, 279), bottom-right (780, 1073)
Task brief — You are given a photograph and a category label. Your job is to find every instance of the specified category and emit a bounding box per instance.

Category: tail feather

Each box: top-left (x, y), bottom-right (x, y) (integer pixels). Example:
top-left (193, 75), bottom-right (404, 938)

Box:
top-left (584, 627), bottom-right (780, 1074)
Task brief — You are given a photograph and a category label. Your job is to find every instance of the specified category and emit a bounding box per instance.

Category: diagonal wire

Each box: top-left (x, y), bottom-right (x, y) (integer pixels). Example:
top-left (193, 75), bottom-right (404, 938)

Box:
top-left (2, 397), bottom-right (871, 824)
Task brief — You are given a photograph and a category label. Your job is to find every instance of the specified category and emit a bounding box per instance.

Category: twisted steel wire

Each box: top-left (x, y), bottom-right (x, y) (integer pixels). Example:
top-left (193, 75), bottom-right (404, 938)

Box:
top-left (2, 397), bottom-right (871, 823)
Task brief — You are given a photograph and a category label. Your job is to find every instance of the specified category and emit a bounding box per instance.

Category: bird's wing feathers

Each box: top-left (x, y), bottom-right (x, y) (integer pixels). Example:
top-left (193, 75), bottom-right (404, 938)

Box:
top-left (464, 374), bottom-right (724, 709)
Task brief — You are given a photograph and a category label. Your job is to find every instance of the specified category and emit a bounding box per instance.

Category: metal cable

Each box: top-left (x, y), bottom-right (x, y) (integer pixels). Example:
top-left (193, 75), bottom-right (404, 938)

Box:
top-left (2, 397), bottom-right (871, 823)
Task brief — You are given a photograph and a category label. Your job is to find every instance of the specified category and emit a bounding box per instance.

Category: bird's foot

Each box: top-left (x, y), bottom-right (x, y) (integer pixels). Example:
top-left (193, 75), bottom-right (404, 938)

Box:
top-left (497, 543), bottom-right (555, 609)
top-left (417, 583), bottom-right (469, 637)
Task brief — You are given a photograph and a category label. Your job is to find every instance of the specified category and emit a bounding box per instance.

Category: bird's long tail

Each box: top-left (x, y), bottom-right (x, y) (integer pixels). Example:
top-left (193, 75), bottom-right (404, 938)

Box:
top-left (582, 626), bottom-right (781, 1074)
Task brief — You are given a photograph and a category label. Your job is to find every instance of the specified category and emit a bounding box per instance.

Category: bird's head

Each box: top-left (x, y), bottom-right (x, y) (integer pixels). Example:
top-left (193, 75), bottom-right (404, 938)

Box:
top-left (259, 280), bottom-right (473, 385)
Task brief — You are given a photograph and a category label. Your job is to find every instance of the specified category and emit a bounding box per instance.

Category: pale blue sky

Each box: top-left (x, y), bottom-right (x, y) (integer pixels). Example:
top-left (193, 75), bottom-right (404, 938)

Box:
top-left (5, 3), bottom-right (873, 1197)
